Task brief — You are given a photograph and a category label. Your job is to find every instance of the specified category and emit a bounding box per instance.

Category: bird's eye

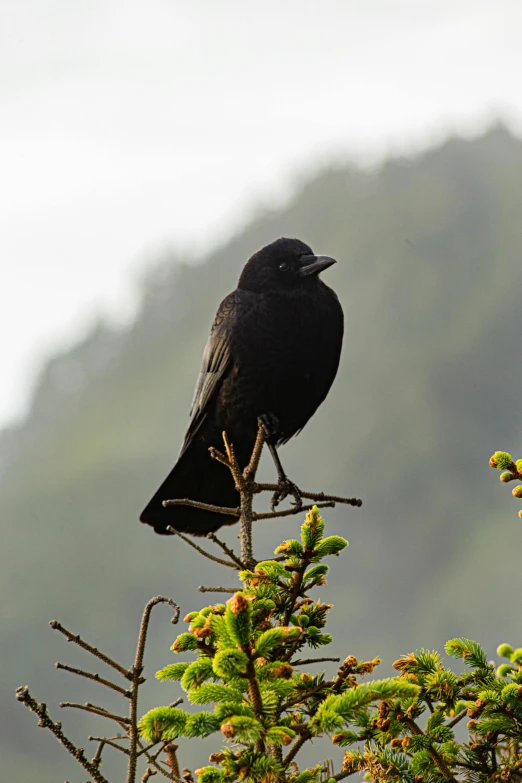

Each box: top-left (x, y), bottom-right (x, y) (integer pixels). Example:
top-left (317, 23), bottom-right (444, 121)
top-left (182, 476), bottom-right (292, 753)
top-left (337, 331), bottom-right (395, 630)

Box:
top-left (279, 262), bottom-right (289, 271)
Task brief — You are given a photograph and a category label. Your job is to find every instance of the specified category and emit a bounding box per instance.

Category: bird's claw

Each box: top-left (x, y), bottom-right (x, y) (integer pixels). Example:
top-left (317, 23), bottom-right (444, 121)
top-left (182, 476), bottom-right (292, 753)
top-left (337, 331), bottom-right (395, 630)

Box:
top-left (258, 413), bottom-right (279, 440)
top-left (270, 477), bottom-right (303, 513)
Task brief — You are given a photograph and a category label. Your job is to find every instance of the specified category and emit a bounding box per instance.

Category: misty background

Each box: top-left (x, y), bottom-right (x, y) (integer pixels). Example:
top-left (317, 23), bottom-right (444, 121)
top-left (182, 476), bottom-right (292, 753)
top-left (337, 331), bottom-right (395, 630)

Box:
top-left (3, 2), bottom-right (522, 781)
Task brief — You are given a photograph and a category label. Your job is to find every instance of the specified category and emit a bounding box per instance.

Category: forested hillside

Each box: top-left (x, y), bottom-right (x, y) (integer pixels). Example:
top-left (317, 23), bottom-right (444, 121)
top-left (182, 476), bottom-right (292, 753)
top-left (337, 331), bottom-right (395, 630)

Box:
top-left (4, 125), bottom-right (522, 782)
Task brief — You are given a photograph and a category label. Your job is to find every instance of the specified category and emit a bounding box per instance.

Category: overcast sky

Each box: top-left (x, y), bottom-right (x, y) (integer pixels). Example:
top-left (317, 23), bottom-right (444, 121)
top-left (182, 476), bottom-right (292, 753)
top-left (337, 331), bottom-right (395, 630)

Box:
top-left (2, 0), bottom-right (522, 429)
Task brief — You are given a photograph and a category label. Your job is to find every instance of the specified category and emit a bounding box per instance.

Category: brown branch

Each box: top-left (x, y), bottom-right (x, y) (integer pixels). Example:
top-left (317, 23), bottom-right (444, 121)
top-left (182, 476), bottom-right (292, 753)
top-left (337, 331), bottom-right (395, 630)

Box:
top-left (243, 420), bottom-right (266, 481)
top-left (208, 445), bottom-right (230, 469)
top-left (222, 431), bottom-right (244, 489)
top-left (163, 498), bottom-right (239, 517)
top-left (164, 743), bottom-right (181, 779)
top-left (60, 701), bottom-right (131, 725)
top-left (16, 686), bottom-right (110, 783)
top-left (198, 585), bottom-right (238, 593)
top-left (142, 770), bottom-right (158, 782)
top-left (89, 735), bottom-right (130, 756)
top-left (332, 770), bottom-right (359, 781)
top-left (253, 483), bottom-right (362, 507)
top-left (254, 501), bottom-right (335, 521)
top-left (402, 716), bottom-right (458, 781)
top-left (49, 620), bottom-right (130, 678)
top-left (166, 526), bottom-right (238, 568)
top-left (55, 661), bottom-right (131, 697)
top-left (206, 531), bottom-right (246, 569)
top-left (448, 709), bottom-right (469, 729)
top-left (139, 739), bottom-right (183, 782)
top-left (284, 731), bottom-right (312, 767)
top-left (283, 549), bottom-right (313, 626)
top-left (302, 491), bottom-right (362, 507)
top-left (127, 597), bottom-right (180, 783)
top-left (283, 681), bottom-right (333, 709)
top-left (292, 657), bottom-right (341, 666)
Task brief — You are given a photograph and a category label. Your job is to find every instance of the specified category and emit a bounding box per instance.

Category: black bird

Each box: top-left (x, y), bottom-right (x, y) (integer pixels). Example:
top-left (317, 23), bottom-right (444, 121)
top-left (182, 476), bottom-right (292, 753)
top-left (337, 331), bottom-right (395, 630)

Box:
top-left (140, 237), bottom-right (344, 536)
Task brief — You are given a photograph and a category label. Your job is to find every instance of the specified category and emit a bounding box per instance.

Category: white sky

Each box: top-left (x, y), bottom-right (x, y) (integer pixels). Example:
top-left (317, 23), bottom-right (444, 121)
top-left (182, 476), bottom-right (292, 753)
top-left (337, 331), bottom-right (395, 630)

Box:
top-left (2, 0), bottom-right (522, 429)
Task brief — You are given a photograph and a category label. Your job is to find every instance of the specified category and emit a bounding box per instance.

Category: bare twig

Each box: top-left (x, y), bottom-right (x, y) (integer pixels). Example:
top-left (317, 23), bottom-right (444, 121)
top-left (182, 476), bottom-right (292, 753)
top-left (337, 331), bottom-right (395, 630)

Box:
top-left (207, 531), bottom-right (246, 569)
top-left (140, 741), bottom-right (183, 782)
top-left (55, 661), bottom-right (131, 697)
top-left (127, 597), bottom-right (180, 783)
top-left (142, 769), bottom-right (158, 782)
top-left (292, 657), bottom-right (341, 666)
top-left (163, 498), bottom-right (239, 517)
top-left (253, 483), bottom-right (363, 507)
top-left (284, 731), bottom-right (312, 767)
top-left (49, 620), bottom-right (130, 678)
top-left (254, 501), bottom-right (336, 521)
top-left (89, 735), bottom-right (130, 756)
top-left (166, 526), bottom-right (237, 568)
top-left (16, 686), bottom-right (110, 783)
top-left (243, 420), bottom-right (266, 482)
top-left (164, 743), bottom-right (181, 779)
top-left (60, 701), bottom-right (131, 725)
top-left (198, 585), bottom-right (238, 593)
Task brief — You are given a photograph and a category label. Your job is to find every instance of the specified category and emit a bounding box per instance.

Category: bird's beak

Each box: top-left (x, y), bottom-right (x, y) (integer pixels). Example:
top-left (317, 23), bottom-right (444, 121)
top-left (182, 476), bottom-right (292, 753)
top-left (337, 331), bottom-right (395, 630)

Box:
top-left (298, 254), bottom-right (337, 277)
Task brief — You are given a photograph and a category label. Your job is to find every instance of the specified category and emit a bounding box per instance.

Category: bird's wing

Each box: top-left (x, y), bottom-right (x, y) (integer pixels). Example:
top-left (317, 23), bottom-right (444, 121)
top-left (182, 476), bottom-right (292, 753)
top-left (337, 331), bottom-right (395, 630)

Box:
top-left (177, 290), bottom-right (248, 458)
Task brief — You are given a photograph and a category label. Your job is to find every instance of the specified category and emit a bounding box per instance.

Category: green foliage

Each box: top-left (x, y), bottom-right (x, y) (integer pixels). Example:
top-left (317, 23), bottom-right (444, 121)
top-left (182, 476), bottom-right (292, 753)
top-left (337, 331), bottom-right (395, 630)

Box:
top-left (212, 648), bottom-right (249, 678)
top-left (141, 508), bottom-right (522, 781)
top-left (490, 451), bottom-right (514, 470)
top-left (445, 637), bottom-right (490, 669)
top-left (155, 661), bottom-right (189, 682)
top-left (489, 448), bottom-right (522, 518)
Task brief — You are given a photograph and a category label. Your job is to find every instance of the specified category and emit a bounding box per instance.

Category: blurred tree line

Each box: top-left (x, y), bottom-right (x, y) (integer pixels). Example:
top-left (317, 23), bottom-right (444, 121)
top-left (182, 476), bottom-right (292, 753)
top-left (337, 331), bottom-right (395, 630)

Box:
top-left (3, 125), bottom-right (522, 782)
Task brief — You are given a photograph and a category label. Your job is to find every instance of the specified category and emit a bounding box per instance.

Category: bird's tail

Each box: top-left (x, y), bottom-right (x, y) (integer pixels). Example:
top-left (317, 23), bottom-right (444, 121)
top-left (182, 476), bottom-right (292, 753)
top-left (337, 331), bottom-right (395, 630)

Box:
top-left (139, 438), bottom-right (240, 536)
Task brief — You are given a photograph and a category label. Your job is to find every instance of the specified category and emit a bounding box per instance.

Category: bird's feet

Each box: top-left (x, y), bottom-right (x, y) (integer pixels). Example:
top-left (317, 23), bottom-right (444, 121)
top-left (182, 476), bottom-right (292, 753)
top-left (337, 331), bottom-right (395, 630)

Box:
top-left (271, 476), bottom-right (303, 513)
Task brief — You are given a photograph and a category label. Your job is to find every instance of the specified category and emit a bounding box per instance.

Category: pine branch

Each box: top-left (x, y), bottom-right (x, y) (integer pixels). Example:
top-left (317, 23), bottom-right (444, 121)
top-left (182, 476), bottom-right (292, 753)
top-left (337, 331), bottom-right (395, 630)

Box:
top-left (55, 661), bottom-right (131, 697)
top-left (49, 620), bottom-right (130, 678)
top-left (206, 531), bottom-right (247, 569)
top-left (166, 526), bottom-right (238, 568)
top-left (198, 585), bottom-right (238, 593)
top-left (60, 701), bottom-right (131, 725)
top-left (16, 686), bottom-right (110, 783)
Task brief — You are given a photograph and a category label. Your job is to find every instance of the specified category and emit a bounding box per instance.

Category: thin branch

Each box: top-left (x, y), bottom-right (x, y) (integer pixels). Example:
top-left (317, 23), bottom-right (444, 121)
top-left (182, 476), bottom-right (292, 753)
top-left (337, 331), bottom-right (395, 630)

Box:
top-left (198, 585), bottom-right (238, 593)
top-left (55, 661), bottom-right (131, 697)
top-left (208, 445), bottom-right (230, 468)
top-left (49, 620), bottom-right (130, 678)
top-left (292, 657), bottom-right (341, 666)
top-left (92, 738), bottom-right (107, 767)
top-left (254, 483), bottom-right (362, 507)
top-left (166, 526), bottom-right (238, 568)
top-left (332, 770), bottom-right (359, 781)
top-left (164, 743), bottom-right (181, 779)
top-left (254, 501), bottom-right (335, 521)
top-left (222, 430), bottom-right (244, 490)
top-left (163, 498), bottom-right (239, 517)
top-left (402, 716), bottom-right (458, 781)
top-left (89, 735), bottom-right (130, 756)
top-left (297, 490), bottom-right (362, 507)
top-left (448, 710), bottom-right (469, 729)
top-left (60, 701), bottom-right (131, 725)
top-left (128, 597), bottom-right (180, 783)
top-left (139, 741), bottom-right (183, 782)
top-left (142, 770), bottom-right (158, 782)
top-left (243, 420), bottom-right (266, 482)
top-left (16, 686), bottom-right (110, 783)
top-left (284, 732), bottom-right (312, 767)
top-left (207, 531), bottom-right (246, 569)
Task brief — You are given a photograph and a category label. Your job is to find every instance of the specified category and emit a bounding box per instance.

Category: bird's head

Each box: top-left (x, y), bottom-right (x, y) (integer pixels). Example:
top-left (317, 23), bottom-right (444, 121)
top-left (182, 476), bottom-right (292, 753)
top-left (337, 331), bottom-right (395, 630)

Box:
top-left (238, 237), bottom-right (337, 294)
